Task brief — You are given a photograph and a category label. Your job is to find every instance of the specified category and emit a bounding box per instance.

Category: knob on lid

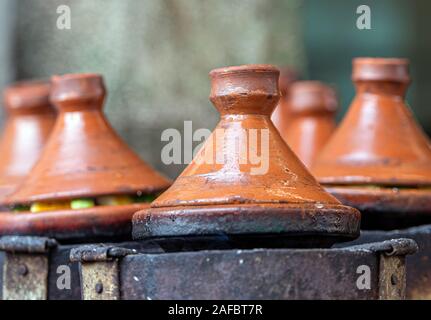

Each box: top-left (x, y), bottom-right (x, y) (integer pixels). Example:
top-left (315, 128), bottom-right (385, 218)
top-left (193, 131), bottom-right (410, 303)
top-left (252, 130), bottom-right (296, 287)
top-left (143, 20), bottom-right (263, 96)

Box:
top-left (352, 57), bottom-right (410, 83)
top-left (4, 80), bottom-right (52, 115)
top-left (289, 81), bottom-right (337, 114)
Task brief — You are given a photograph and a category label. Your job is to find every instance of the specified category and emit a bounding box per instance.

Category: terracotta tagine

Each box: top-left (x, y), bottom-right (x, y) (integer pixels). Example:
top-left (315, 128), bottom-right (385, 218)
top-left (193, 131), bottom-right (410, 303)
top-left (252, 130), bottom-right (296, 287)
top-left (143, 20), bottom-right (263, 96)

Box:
top-left (312, 58), bottom-right (431, 229)
top-left (133, 65), bottom-right (360, 248)
top-left (0, 80), bottom-right (55, 201)
top-left (278, 81), bottom-right (338, 168)
top-left (271, 67), bottom-right (298, 134)
top-left (0, 73), bottom-right (171, 241)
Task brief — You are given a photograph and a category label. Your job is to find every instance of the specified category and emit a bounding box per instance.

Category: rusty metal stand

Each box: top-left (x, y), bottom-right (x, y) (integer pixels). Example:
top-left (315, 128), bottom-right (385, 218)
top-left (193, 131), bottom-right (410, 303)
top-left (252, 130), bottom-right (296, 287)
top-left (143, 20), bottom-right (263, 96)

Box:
top-left (71, 238), bottom-right (417, 300)
top-left (338, 224), bottom-right (431, 299)
top-left (0, 236), bottom-right (163, 300)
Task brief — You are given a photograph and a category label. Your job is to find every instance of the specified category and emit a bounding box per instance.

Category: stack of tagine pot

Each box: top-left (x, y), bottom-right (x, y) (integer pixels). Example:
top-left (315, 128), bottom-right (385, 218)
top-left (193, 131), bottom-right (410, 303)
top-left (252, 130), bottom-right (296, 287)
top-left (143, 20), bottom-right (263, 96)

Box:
top-left (71, 65), bottom-right (416, 300)
top-left (276, 81), bottom-right (338, 168)
top-left (312, 58), bottom-right (431, 299)
top-left (0, 80), bottom-right (55, 202)
top-left (0, 73), bottom-right (170, 300)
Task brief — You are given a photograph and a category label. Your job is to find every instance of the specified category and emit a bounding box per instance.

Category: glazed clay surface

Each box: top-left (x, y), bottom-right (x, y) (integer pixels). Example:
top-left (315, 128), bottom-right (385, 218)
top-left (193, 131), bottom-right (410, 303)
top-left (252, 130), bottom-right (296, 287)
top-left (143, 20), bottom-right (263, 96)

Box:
top-left (312, 58), bottom-right (431, 228)
top-left (279, 81), bottom-right (337, 168)
top-left (0, 74), bottom-right (171, 240)
top-left (134, 65), bottom-right (360, 246)
top-left (271, 67), bottom-right (298, 135)
top-left (313, 58), bottom-right (431, 186)
top-left (4, 74), bottom-right (170, 204)
top-left (0, 80), bottom-right (55, 200)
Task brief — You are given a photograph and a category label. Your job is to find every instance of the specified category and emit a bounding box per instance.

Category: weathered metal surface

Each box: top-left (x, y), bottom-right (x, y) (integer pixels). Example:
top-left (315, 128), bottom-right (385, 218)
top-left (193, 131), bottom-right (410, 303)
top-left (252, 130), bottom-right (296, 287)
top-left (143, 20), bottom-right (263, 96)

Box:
top-left (379, 254), bottom-right (406, 300)
top-left (0, 236), bottom-right (162, 300)
top-left (70, 244), bottom-right (137, 262)
top-left (339, 225), bottom-right (431, 299)
top-left (74, 238), bottom-right (416, 300)
top-left (80, 261), bottom-right (120, 300)
top-left (0, 235), bottom-right (57, 253)
top-left (0, 236), bottom-right (56, 300)
top-left (71, 244), bottom-right (138, 300)
top-left (3, 253), bottom-right (49, 300)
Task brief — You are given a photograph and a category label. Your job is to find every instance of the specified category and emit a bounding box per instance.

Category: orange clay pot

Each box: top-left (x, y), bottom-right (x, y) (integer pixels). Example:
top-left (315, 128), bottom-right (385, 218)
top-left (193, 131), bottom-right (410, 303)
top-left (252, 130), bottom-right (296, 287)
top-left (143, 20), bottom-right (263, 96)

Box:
top-left (0, 73), bottom-right (171, 241)
top-left (312, 58), bottom-right (431, 229)
top-left (271, 67), bottom-right (298, 135)
top-left (0, 80), bottom-right (55, 201)
top-left (279, 81), bottom-right (337, 168)
top-left (133, 65), bottom-right (360, 248)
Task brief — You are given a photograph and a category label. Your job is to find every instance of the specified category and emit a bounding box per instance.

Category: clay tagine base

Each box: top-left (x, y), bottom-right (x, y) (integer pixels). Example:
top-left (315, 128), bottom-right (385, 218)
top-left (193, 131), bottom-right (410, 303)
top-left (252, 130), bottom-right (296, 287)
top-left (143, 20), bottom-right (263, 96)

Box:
top-left (0, 203), bottom-right (150, 243)
top-left (133, 203), bottom-right (360, 248)
top-left (326, 186), bottom-right (431, 230)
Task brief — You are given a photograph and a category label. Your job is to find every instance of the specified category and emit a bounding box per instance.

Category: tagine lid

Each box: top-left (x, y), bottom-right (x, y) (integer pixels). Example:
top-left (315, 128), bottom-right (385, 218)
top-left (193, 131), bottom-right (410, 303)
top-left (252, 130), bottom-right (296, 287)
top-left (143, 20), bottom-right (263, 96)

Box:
top-left (3, 73), bottom-right (171, 205)
top-left (312, 58), bottom-right (431, 187)
top-left (133, 65), bottom-right (360, 244)
top-left (3, 79), bottom-right (53, 115)
top-left (0, 80), bottom-right (55, 199)
top-left (288, 81), bottom-right (338, 115)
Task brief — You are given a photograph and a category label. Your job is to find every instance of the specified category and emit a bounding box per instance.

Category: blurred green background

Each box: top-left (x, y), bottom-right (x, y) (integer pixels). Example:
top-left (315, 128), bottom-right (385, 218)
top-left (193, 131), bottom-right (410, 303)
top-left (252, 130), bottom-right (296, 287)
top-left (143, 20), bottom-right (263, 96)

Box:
top-left (0, 0), bottom-right (429, 178)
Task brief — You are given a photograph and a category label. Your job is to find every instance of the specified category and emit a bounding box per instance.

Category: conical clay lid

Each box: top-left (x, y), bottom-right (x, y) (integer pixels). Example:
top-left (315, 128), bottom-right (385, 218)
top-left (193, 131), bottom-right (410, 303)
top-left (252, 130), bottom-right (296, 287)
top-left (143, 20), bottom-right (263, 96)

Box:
top-left (0, 74), bottom-right (171, 241)
top-left (271, 67), bottom-right (298, 132)
top-left (4, 74), bottom-right (170, 204)
top-left (0, 80), bottom-right (55, 200)
top-left (279, 81), bottom-right (338, 168)
top-left (133, 65), bottom-right (360, 247)
top-left (312, 58), bottom-right (431, 229)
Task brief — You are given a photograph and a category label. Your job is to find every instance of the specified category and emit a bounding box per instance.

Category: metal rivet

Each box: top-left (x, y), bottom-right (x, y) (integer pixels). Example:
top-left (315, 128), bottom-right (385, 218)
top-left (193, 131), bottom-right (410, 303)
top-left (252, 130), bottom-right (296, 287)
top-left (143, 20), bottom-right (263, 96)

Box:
top-left (17, 264), bottom-right (28, 276)
top-left (95, 282), bottom-right (104, 294)
top-left (390, 274), bottom-right (398, 285)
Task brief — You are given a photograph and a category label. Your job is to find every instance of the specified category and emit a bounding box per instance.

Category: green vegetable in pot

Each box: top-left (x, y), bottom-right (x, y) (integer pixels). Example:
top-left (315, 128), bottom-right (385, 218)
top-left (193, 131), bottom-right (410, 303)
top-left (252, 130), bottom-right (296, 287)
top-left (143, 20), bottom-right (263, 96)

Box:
top-left (71, 198), bottom-right (96, 210)
top-left (11, 204), bottom-right (31, 212)
top-left (135, 194), bottom-right (157, 203)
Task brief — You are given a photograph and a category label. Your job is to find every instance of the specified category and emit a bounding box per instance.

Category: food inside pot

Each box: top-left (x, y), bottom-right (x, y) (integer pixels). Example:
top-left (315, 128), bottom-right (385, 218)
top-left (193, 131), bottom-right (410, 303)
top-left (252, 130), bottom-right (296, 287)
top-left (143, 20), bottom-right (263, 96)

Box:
top-left (11, 194), bottom-right (157, 213)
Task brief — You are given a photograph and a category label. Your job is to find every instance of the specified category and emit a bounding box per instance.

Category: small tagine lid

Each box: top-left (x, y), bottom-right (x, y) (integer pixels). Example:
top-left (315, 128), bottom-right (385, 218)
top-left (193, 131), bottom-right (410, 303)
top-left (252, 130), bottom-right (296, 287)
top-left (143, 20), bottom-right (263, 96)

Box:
top-left (3, 74), bottom-right (171, 205)
top-left (288, 81), bottom-right (337, 115)
top-left (0, 80), bottom-right (55, 199)
top-left (133, 65), bottom-right (360, 245)
top-left (312, 58), bottom-right (431, 186)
